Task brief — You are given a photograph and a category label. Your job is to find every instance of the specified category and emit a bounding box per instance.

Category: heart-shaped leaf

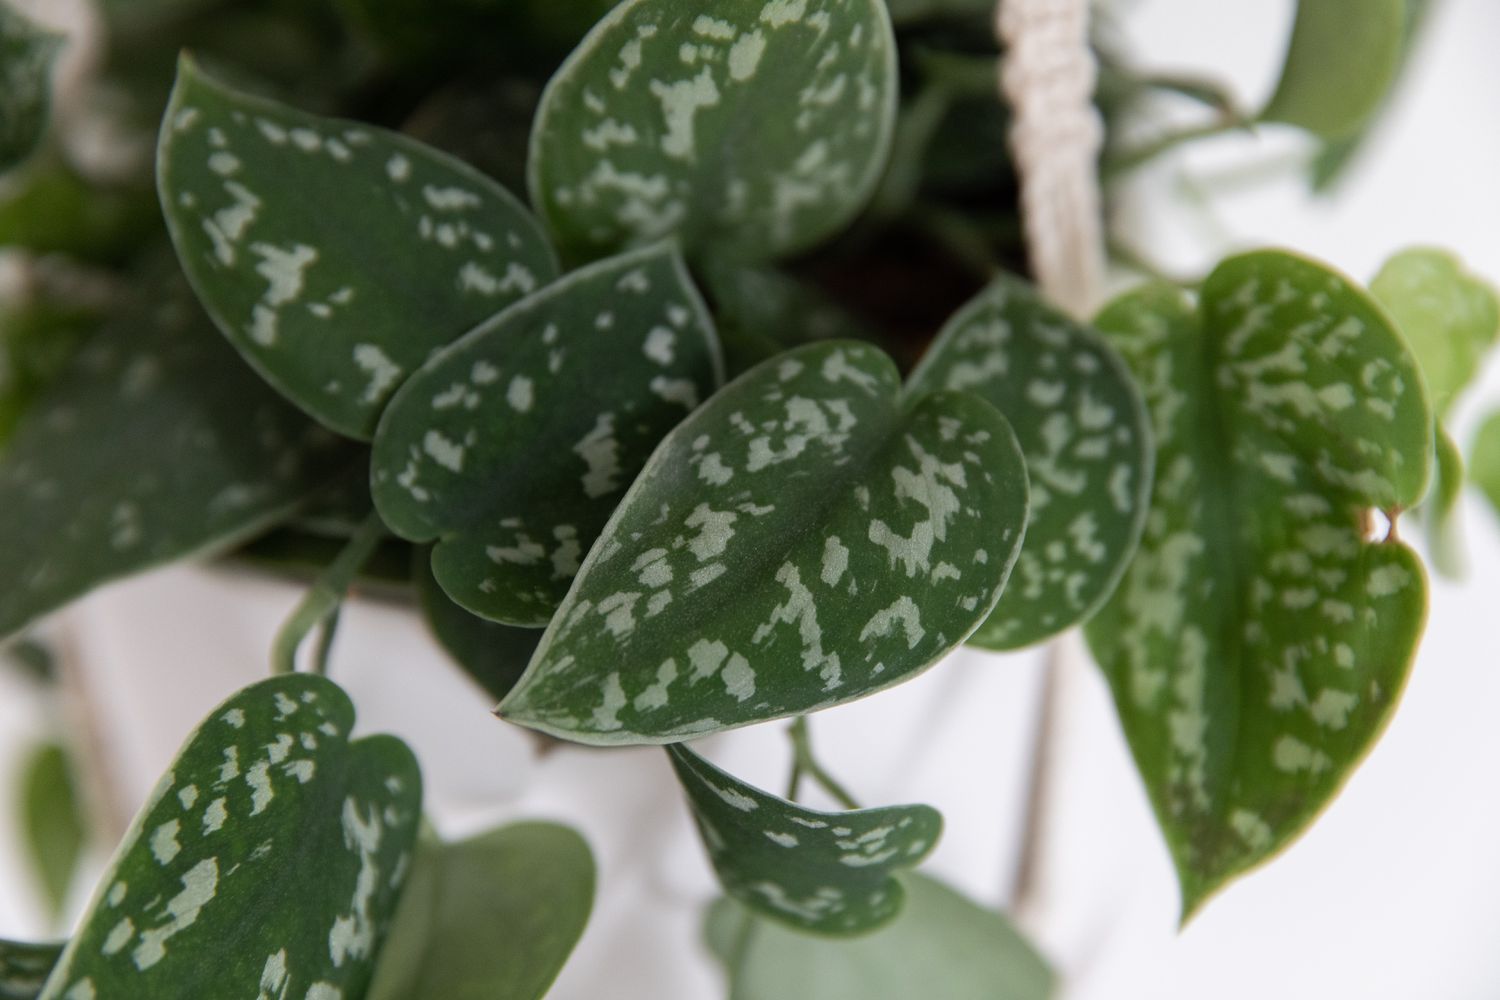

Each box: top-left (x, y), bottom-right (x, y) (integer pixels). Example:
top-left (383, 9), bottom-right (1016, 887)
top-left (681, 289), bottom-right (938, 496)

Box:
top-left (413, 551), bottom-right (541, 702)
top-left (371, 243), bottom-right (722, 626)
top-left (366, 822), bottom-right (595, 1000)
top-left (1086, 251), bottom-right (1432, 918)
top-left (37, 674), bottom-right (421, 1000)
top-left (705, 874), bottom-right (1053, 1000)
top-left (1261, 0), bottom-right (1405, 139)
top-left (669, 745), bottom-right (939, 935)
top-left (157, 56), bottom-right (559, 439)
top-left (0, 940), bottom-right (60, 1000)
top-left (907, 274), bottom-right (1152, 649)
top-left (0, 271), bottom-right (348, 641)
top-left (21, 743), bottom-right (86, 924)
top-left (500, 340), bottom-right (1028, 745)
top-left (0, 5), bottom-right (61, 174)
top-left (528, 0), bottom-right (898, 263)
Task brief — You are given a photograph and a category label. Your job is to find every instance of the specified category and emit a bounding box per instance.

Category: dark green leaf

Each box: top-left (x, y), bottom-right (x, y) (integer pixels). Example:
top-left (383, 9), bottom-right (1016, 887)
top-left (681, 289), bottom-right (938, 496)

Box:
top-left (0, 293), bottom-right (101, 449)
top-left (1087, 251), bottom-right (1432, 918)
top-left (0, 274), bottom-right (347, 641)
top-left (706, 874), bottom-right (1053, 1000)
top-left (500, 340), bottom-right (1028, 745)
top-left (908, 274), bottom-right (1152, 649)
top-left (37, 674), bottom-right (422, 1000)
top-left (1261, 0), bottom-right (1405, 139)
top-left (670, 745), bottom-right (938, 935)
top-left (366, 822), bottom-right (595, 1000)
top-left (0, 158), bottom-right (159, 265)
top-left (0, 4), bottom-right (62, 174)
top-left (413, 550), bottom-right (541, 703)
top-left (702, 259), bottom-right (873, 378)
top-left (157, 56), bottom-right (559, 439)
top-left (529, 0), bottom-right (899, 263)
top-left (20, 743), bottom-right (85, 923)
top-left (0, 939), bottom-right (61, 1000)
top-left (371, 243), bottom-right (722, 625)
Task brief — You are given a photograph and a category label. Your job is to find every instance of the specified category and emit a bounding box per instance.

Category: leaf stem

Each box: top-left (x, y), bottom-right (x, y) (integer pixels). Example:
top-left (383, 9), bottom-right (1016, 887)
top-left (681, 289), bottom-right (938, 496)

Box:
top-left (1101, 118), bottom-right (1250, 181)
top-left (787, 716), bottom-right (861, 810)
top-left (270, 511), bottom-right (384, 676)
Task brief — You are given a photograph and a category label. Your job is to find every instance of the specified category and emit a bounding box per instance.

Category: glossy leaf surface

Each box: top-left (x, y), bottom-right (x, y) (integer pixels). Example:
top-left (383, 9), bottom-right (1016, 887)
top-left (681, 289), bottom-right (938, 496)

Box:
top-left (366, 822), bottom-right (595, 1000)
top-left (158, 57), bottom-right (559, 438)
top-left (1086, 252), bottom-right (1432, 917)
top-left (908, 274), bottom-right (1152, 649)
top-left (670, 745), bottom-right (938, 935)
top-left (0, 940), bottom-right (60, 1000)
top-left (529, 0), bottom-right (899, 263)
top-left (372, 244), bottom-right (722, 625)
top-left (0, 4), bottom-right (60, 173)
top-left (500, 340), bottom-right (1029, 744)
top-left (1261, 0), bottom-right (1405, 138)
top-left (38, 675), bottom-right (422, 1000)
top-left (21, 744), bottom-right (85, 923)
top-left (706, 875), bottom-right (1053, 1000)
top-left (413, 551), bottom-right (541, 702)
top-left (0, 278), bottom-right (346, 641)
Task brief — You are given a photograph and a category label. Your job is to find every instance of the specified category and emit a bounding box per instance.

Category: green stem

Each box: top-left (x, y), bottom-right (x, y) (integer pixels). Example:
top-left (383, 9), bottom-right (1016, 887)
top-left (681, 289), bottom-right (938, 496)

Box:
top-left (787, 716), bottom-right (861, 810)
top-left (1101, 118), bottom-right (1248, 181)
top-left (270, 512), bottom-right (384, 676)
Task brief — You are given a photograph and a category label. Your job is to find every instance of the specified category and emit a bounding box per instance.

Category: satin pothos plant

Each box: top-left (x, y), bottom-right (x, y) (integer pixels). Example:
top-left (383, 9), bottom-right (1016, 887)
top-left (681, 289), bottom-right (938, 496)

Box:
top-left (0, 0), bottom-right (1490, 997)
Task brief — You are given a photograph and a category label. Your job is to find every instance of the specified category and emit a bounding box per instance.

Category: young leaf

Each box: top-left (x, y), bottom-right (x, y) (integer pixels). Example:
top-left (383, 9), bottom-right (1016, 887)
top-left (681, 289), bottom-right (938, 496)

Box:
top-left (669, 745), bottom-right (939, 935)
top-left (0, 939), bottom-right (61, 1000)
top-left (499, 340), bottom-right (1029, 745)
top-left (705, 875), bottom-right (1053, 1000)
top-left (907, 274), bottom-right (1152, 649)
top-left (20, 743), bottom-right (85, 924)
top-left (0, 4), bottom-right (62, 174)
top-left (37, 674), bottom-right (422, 1000)
top-left (366, 822), bottom-right (595, 1000)
top-left (157, 56), bottom-right (560, 439)
top-left (1260, 0), bottom-right (1405, 139)
top-left (1469, 410), bottom-right (1500, 520)
top-left (0, 275), bottom-right (348, 641)
top-left (413, 550), bottom-right (541, 703)
top-left (1086, 251), bottom-right (1432, 918)
top-left (371, 244), bottom-right (723, 626)
top-left (528, 0), bottom-right (899, 263)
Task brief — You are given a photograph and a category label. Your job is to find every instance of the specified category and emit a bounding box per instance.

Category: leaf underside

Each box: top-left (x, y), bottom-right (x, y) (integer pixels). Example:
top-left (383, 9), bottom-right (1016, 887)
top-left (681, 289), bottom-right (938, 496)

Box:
top-left (1086, 251), bottom-right (1432, 917)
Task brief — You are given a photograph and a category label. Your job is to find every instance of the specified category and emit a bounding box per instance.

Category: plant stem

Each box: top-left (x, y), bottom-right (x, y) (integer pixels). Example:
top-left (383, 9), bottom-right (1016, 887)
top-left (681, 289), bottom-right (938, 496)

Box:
top-left (786, 716), bottom-right (861, 810)
top-left (270, 512), bottom-right (384, 676)
top-left (1009, 640), bottom-right (1062, 915)
top-left (1101, 118), bottom-right (1248, 181)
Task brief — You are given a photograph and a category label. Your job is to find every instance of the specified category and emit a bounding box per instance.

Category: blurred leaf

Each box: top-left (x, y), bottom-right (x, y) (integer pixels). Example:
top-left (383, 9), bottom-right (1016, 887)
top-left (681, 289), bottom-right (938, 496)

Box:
top-left (1261, 0), bottom-right (1405, 139)
top-left (0, 3), bottom-right (62, 174)
top-left (1424, 426), bottom-right (1464, 577)
top-left (0, 159), bottom-right (160, 264)
top-left (366, 822), bottom-right (595, 1000)
top-left (0, 295), bottom-right (101, 449)
top-left (20, 744), bottom-right (85, 923)
top-left (0, 939), bottom-right (61, 1000)
top-left (1469, 410), bottom-right (1500, 522)
top-left (706, 875), bottom-right (1053, 1000)
top-left (413, 551), bottom-right (540, 703)
top-left (702, 259), bottom-right (873, 373)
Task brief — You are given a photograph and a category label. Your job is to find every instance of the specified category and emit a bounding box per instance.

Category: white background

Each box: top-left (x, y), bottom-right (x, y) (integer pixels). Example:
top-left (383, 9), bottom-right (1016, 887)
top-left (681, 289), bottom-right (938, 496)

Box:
top-left (4, 0), bottom-right (1500, 996)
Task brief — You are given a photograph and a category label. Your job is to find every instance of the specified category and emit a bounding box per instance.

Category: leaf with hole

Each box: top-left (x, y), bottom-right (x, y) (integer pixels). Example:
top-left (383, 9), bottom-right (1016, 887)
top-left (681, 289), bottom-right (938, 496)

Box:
top-left (705, 874), bottom-right (1053, 1000)
top-left (499, 340), bottom-right (1028, 745)
top-left (413, 550), bottom-right (541, 702)
top-left (907, 274), bottom-right (1152, 649)
top-left (0, 269), bottom-right (347, 642)
top-left (157, 56), bottom-right (559, 439)
top-left (0, 4), bottom-right (61, 174)
top-left (36, 674), bottom-right (421, 1000)
top-left (372, 243), bottom-right (722, 626)
top-left (366, 821), bottom-right (595, 1000)
top-left (21, 743), bottom-right (85, 924)
top-left (1086, 251), bottom-right (1432, 918)
top-left (670, 745), bottom-right (938, 935)
top-left (1261, 0), bottom-right (1406, 139)
top-left (0, 939), bottom-right (60, 1000)
top-left (529, 0), bottom-right (898, 263)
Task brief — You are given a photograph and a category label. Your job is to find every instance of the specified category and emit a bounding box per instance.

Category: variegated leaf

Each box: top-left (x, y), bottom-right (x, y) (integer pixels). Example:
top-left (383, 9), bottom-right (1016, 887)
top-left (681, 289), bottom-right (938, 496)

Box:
top-left (0, 4), bottom-right (61, 174)
top-left (413, 550), bottom-right (541, 703)
top-left (499, 340), bottom-right (1028, 745)
top-left (37, 675), bottom-right (422, 1000)
top-left (1086, 251), bottom-right (1432, 918)
top-left (669, 745), bottom-right (938, 935)
top-left (371, 244), bottom-right (722, 626)
top-left (907, 274), bottom-right (1152, 649)
top-left (0, 940), bottom-right (60, 1000)
top-left (157, 56), bottom-right (559, 439)
top-left (528, 0), bottom-right (898, 263)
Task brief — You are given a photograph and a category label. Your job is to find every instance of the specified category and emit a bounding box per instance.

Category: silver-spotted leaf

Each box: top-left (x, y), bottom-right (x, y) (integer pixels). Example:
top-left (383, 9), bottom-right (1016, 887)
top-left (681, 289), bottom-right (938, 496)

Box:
top-left (1086, 251), bottom-right (1432, 918)
top-left (413, 550), bottom-right (542, 702)
top-left (528, 0), bottom-right (899, 263)
top-left (37, 674), bottom-right (422, 1000)
top-left (0, 940), bottom-right (60, 1000)
top-left (21, 743), bottom-right (85, 923)
top-left (0, 276), bottom-right (347, 641)
top-left (157, 56), bottom-right (559, 439)
top-left (499, 340), bottom-right (1028, 745)
top-left (669, 745), bottom-right (938, 935)
top-left (0, 4), bottom-right (61, 174)
top-left (372, 243), bottom-right (722, 625)
top-left (907, 274), bottom-right (1152, 649)
top-left (705, 874), bottom-right (1053, 1000)
top-left (1261, 0), bottom-right (1405, 139)
top-left (366, 822), bottom-right (595, 1000)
